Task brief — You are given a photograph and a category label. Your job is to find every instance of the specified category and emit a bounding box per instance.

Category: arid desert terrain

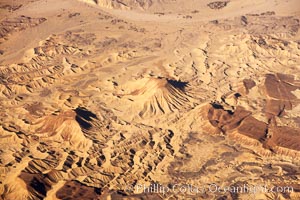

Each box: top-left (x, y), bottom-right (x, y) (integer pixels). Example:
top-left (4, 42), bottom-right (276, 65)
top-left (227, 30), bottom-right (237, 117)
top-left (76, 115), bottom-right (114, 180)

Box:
top-left (0, 0), bottom-right (300, 199)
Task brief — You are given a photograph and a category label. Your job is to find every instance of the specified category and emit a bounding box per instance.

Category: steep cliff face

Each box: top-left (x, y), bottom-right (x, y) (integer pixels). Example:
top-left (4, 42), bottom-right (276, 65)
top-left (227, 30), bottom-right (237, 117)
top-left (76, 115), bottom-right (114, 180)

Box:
top-left (207, 73), bottom-right (300, 157)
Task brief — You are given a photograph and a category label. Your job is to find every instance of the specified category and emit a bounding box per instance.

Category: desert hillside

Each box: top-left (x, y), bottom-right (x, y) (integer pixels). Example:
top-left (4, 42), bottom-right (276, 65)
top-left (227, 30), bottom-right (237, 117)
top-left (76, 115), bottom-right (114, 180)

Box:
top-left (0, 0), bottom-right (300, 199)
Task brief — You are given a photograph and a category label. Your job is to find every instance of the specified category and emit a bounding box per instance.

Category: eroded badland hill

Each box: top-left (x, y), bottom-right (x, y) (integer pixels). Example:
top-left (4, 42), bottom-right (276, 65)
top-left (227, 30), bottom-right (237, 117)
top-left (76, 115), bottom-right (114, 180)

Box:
top-left (0, 0), bottom-right (300, 199)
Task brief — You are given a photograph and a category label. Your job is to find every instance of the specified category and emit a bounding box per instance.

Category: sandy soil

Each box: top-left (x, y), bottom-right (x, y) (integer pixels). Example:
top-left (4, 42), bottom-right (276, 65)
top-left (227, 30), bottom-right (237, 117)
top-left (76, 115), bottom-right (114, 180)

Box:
top-left (0, 0), bottom-right (300, 199)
